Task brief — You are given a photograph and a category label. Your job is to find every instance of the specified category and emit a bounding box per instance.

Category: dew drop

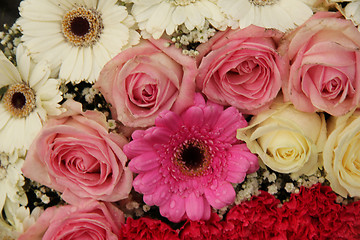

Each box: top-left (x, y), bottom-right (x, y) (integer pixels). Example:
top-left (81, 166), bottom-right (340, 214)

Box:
top-left (170, 200), bottom-right (176, 209)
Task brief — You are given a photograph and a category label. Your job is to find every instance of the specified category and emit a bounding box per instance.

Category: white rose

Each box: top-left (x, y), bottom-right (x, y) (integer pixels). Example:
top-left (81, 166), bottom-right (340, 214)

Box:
top-left (323, 110), bottom-right (360, 197)
top-left (237, 101), bottom-right (326, 176)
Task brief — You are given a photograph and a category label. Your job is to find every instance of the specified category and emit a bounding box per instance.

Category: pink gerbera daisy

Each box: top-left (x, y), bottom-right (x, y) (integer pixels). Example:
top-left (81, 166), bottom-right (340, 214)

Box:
top-left (124, 94), bottom-right (258, 222)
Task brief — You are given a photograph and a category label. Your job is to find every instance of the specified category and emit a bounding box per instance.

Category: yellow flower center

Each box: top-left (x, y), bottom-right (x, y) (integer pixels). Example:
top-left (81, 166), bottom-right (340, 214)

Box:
top-left (62, 6), bottom-right (103, 47)
top-left (170, 0), bottom-right (197, 6)
top-left (249, 0), bottom-right (279, 6)
top-left (3, 83), bottom-right (35, 118)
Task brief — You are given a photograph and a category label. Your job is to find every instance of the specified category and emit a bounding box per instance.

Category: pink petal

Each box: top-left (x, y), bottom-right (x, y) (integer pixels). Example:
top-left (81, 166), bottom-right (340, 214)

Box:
top-left (143, 184), bottom-right (171, 206)
top-left (159, 194), bottom-right (186, 222)
top-left (185, 192), bottom-right (205, 221)
top-left (156, 110), bottom-right (183, 132)
top-left (128, 151), bottom-right (160, 172)
top-left (201, 198), bottom-right (211, 221)
top-left (132, 169), bottom-right (162, 195)
top-left (204, 182), bottom-right (235, 209)
top-left (123, 138), bottom-right (153, 159)
top-left (145, 127), bottom-right (172, 145)
top-left (226, 144), bottom-right (259, 183)
top-left (202, 104), bottom-right (224, 128)
top-left (182, 106), bottom-right (204, 128)
top-left (214, 107), bottom-right (246, 142)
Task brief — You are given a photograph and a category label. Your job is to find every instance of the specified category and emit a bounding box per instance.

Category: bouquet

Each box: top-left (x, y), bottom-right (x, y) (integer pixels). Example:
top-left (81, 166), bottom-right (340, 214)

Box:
top-left (1, 0), bottom-right (360, 239)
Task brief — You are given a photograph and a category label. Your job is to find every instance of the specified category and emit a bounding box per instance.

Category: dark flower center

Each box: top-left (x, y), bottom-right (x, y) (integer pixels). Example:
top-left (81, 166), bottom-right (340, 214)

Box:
top-left (181, 145), bottom-right (204, 170)
top-left (71, 17), bottom-right (90, 37)
top-left (3, 83), bottom-right (36, 118)
top-left (174, 139), bottom-right (211, 176)
top-left (11, 92), bottom-right (26, 109)
top-left (62, 7), bottom-right (103, 47)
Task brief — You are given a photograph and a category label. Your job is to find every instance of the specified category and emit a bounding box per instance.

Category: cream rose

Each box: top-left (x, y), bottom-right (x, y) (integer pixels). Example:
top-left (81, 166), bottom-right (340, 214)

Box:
top-left (323, 110), bottom-right (360, 197)
top-left (237, 100), bottom-right (326, 176)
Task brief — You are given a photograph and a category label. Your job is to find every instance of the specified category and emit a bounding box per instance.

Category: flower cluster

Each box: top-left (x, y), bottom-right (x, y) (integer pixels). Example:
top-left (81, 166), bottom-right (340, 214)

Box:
top-left (21, 184), bottom-right (354, 239)
top-left (0, 0), bottom-right (360, 239)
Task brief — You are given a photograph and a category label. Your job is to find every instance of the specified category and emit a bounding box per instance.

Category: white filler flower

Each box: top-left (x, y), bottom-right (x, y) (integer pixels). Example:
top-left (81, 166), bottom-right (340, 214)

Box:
top-left (18, 0), bottom-right (140, 83)
top-left (218, 0), bottom-right (314, 32)
top-left (0, 150), bottom-right (42, 240)
top-left (131, 0), bottom-right (226, 39)
top-left (0, 44), bottom-right (62, 153)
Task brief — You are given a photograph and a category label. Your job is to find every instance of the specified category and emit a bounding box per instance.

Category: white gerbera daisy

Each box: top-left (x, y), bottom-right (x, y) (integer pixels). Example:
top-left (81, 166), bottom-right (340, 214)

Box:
top-left (345, 1), bottom-right (360, 26)
top-left (131, 0), bottom-right (226, 39)
top-left (217, 0), bottom-right (314, 32)
top-left (18, 0), bottom-right (140, 83)
top-left (0, 44), bottom-right (63, 154)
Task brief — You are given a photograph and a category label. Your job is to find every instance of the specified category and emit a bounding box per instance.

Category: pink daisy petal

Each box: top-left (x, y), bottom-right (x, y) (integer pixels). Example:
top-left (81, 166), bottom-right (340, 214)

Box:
top-left (145, 127), bottom-right (172, 145)
top-left (203, 104), bottom-right (224, 128)
top-left (160, 195), bottom-right (186, 222)
top-left (194, 92), bottom-right (206, 106)
top-left (128, 152), bottom-right (160, 172)
top-left (204, 182), bottom-right (236, 209)
top-left (143, 184), bottom-right (171, 206)
top-left (185, 192), bottom-right (205, 221)
top-left (214, 107), bottom-right (247, 142)
top-left (201, 197), bottom-right (211, 220)
top-left (225, 144), bottom-right (259, 182)
top-left (132, 169), bottom-right (162, 194)
top-left (123, 138), bottom-right (153, 159)
top-left (182, 106), bottom-right (204, 128)
top-left (156, 110), bottom-right (183, 132)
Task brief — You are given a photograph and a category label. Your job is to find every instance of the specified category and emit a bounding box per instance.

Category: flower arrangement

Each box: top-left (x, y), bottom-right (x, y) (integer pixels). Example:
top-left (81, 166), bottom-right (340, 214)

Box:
top-left (1, 0), bottom-right (360, 239)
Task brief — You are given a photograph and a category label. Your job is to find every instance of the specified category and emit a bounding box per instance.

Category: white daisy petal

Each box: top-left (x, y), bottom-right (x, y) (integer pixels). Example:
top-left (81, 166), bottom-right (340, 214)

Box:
top-left (15, 45), bottom-right (31, 83)
top-left (59, 46), bottom-right (78, 81)
top-left (185, 4), bottom-right (205, 30)
top-left (0, 52), bottom-right (21, 87)
top-left (19, 0), bottom-right (64, 21)
top-left (218, 0), bottom-right (314, 32)
top-left (131, 0), bottom-right (226, 39)
top-left (0, 105), bottom-right (12, 131)
top-left (172, 6), bottom-right (187, 25)
top-left (28, 60), bottom-right (51, 89)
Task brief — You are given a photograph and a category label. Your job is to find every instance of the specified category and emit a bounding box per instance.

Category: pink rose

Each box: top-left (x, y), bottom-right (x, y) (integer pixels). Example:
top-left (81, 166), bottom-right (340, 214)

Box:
top-left (22, 100), bottom-right (132, 204)
top-left (281, 12), bottom-right (360, 116)
top-left (18, 201), bottom-right (124, 240)
top-left (95, 38), bottom-right (196, 128)
top-left (196, 25), bottom-right (286, 114)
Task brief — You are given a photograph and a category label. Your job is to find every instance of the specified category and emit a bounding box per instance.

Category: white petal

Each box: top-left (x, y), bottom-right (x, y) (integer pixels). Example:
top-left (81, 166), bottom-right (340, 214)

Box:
top-left (0, 104), bottom-right (12, 131)
top-left (28, 60), bottom-right (51, 89)
top-left (59, 46), bottom-right (79, 81)
top-left (15, 44), bottom-right (31, 83)
top-left (0, 52), bottom-right (21, 87)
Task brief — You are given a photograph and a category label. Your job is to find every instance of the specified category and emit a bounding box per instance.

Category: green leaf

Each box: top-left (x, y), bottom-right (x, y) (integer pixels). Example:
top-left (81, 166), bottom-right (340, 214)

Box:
top-left (0, 85), bottom-right (9, 101)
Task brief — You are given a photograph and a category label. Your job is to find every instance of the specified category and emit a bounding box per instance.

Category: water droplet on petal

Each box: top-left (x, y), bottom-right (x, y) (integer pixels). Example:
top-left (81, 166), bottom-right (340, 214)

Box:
top-left (170, 200), bottom-right (176, 209)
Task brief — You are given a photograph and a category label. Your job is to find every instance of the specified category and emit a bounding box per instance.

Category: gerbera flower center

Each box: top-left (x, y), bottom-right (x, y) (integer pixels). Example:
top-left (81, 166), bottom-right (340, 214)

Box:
top-left (169, 0), bottom-right (197, 6)
top-left (249, 0), bottom-right (279, 6)
top-left (62, 6), bottom-right (103, 47)
top-left (3, 83), bottom-right (36, 118)
top-left (174, 139), bottom-right (211, 176)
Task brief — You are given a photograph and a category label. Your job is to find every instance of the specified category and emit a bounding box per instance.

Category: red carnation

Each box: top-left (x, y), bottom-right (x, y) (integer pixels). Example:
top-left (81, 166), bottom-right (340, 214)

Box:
top-left (223, 191), bottom-right (287, 240)
top-left (282, 184), bottom-right (341, 239)
top-left (179, 212), bottom-right (223, 240)
top-left (118, 217), bottom-right (179, 240)
top-left (334, 201), bottom-right (360, 239)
